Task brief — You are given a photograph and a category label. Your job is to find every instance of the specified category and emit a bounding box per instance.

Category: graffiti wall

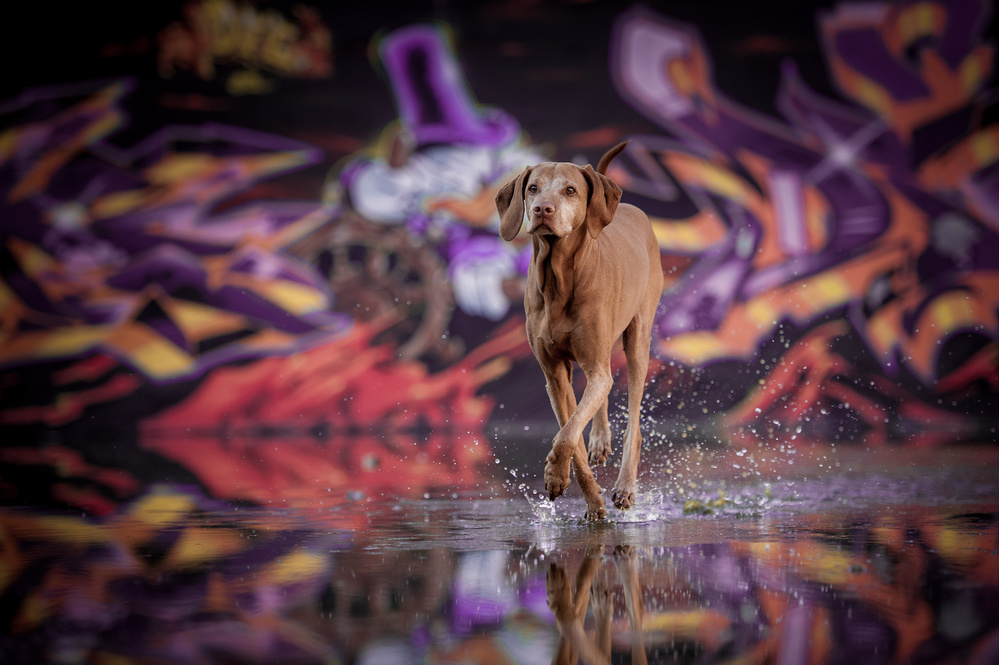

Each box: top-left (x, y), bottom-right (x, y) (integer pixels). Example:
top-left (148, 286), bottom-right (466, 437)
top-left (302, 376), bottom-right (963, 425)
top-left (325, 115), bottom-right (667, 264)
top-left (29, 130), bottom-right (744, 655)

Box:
top-left (0, 0), bottom-right (997, 512)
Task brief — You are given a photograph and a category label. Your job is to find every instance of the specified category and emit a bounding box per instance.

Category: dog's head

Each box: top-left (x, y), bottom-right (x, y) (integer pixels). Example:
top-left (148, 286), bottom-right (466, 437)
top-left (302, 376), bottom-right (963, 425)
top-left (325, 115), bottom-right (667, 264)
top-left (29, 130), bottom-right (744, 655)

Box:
top-left (495, 162), bottom-right (622, 242)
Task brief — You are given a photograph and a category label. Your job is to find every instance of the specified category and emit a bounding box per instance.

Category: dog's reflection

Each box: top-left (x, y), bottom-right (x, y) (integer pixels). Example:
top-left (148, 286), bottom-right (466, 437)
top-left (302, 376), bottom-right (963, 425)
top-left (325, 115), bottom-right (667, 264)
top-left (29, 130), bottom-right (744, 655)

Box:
top-left (546, 546), bottom-right (647, 665)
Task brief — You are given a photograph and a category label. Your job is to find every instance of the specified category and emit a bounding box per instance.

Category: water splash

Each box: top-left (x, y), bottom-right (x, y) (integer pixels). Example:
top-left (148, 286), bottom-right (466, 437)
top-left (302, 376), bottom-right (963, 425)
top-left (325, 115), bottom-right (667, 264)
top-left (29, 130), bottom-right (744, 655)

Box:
top-left (606, 488), bottom-right (674, 523)
top-left (524, 492), bottom-right (561, 524)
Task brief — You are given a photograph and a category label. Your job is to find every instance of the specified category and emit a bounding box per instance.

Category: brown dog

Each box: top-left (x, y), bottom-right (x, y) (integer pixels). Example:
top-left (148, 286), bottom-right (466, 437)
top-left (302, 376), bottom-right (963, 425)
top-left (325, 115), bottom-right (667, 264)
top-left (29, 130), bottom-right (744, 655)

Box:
top-left (495, 142), bottom-right (663, 520)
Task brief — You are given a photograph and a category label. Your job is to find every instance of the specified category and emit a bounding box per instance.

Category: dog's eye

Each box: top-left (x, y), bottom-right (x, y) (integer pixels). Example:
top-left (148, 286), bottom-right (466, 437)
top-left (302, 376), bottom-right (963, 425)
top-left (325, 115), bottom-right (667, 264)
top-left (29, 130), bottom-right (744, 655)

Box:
top-left (566, 186), bottom-right (576, 195)
top-left (527, 184), bottom-right (537, 193)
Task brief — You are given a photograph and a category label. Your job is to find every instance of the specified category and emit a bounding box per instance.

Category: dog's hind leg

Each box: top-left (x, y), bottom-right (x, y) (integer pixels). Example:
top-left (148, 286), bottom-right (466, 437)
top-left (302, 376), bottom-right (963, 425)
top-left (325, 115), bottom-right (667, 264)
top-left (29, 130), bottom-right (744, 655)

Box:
top-left (612, 317), bottom-right (652, 510)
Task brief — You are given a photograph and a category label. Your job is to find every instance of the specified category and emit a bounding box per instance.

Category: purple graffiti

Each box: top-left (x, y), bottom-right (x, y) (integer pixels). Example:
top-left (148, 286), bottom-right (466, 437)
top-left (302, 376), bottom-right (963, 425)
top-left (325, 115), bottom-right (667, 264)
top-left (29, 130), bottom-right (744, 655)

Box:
top-left (0, 78), bottom-right (348, 383)
top-left (608, 2), bottom-right (999, 393)
top-left (379, 24), bottom-right (519, 147)
top-left (611, 7), bottom-right (891, 332)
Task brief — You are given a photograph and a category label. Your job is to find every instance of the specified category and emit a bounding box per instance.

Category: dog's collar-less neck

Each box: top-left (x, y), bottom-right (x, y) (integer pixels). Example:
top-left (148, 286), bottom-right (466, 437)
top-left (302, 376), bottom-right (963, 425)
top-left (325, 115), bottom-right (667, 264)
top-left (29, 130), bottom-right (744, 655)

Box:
top-left (532, 227), bottom-right (592, 307)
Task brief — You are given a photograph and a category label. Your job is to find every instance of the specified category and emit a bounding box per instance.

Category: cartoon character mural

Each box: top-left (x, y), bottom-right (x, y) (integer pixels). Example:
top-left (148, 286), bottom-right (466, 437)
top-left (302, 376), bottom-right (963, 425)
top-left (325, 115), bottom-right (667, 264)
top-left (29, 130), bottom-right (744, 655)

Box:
top-left (319, 23), bottom-right (542, 325)
top-left (606, 1), bottom-right (999, 446)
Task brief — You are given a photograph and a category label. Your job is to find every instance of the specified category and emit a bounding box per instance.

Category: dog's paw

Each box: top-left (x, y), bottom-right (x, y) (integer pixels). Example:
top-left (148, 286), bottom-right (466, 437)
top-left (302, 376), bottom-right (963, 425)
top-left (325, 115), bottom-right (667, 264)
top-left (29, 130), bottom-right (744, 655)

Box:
top-left (583, 483), bottom-right (607, 521)
top-left (544, 450), bottom-right (571, 500)
top-left (584, 500), bottom-right (607, 522)
top-left (611, 484), bottom-right (636, 510)
top-left (587, 429), bottom-right (612, 466)
top-left (590, 580), bottom-right (612, 618)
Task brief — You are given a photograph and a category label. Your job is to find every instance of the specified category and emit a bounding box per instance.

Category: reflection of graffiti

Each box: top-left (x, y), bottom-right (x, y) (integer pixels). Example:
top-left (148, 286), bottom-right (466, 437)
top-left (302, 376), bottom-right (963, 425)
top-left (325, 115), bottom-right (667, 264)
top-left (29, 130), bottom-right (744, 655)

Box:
top-left (653, 512), bottom-right (999, 662)
top-left (0, 491), bottom-right (341, 664)
top-left (157, 0), bottom-right (332, 84)
top-left (0, 444), bottom-right (141, 515)
top-left (299, 542), bottom-right (457, 662)
top-left (317, 24), bottom-right (541, 325)
top-left (608, 1), bottom-right (999, 441)
top-left (0, 80), bottom-right (346, 425)
top-left (1, 498), bottom-right (996, 663)
top-left (139, 318), bottom-right (531, 508)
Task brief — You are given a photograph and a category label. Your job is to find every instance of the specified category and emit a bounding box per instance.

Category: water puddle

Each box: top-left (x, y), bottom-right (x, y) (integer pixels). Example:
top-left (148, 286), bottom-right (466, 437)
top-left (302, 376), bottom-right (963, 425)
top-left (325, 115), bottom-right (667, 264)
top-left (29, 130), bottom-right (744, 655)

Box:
top-left (1, 445), bottom-right (998, 664)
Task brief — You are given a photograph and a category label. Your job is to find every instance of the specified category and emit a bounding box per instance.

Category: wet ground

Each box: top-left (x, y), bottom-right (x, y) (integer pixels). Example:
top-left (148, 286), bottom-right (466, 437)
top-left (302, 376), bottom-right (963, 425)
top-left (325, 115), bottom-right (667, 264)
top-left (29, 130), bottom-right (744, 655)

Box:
top-left (2, 443), bottom-right (999, 664)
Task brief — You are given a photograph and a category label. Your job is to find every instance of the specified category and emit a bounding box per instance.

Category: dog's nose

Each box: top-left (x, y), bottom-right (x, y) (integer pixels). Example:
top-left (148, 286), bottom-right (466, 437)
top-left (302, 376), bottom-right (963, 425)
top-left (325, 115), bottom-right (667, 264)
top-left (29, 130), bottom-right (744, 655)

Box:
top-left (533, 203), bottom-right (555, 217)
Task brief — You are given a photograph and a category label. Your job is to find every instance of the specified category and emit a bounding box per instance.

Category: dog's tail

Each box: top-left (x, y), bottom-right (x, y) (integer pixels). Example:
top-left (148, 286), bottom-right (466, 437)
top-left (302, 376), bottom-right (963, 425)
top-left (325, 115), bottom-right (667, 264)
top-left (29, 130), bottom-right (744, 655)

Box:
top-left (596, 140), bottom-right (629, 175)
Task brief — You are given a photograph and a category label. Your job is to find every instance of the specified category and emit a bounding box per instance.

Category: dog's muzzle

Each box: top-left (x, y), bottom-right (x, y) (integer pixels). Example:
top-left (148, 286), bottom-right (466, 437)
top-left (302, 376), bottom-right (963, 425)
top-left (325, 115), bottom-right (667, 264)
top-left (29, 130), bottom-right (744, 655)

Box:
top-left (530, 221), bottom-right (558, 236)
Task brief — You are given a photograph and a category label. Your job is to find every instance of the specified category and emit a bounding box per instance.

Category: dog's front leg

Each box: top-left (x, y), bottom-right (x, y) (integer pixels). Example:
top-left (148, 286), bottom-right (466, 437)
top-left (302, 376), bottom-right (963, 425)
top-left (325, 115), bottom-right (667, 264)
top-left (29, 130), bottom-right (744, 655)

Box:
top-left (541, 358), bottom-right (579, 499)
top-left (548, 361), bottom-right (612, 520)
top-left (541, 359), bottom-right (607, 520)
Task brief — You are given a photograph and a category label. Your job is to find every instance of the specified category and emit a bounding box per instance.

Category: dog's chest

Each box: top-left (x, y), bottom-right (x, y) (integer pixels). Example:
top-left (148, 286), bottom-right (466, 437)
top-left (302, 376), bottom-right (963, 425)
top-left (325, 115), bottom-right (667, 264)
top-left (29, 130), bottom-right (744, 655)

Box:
top-left (527, 302), bottom-right (579, 357)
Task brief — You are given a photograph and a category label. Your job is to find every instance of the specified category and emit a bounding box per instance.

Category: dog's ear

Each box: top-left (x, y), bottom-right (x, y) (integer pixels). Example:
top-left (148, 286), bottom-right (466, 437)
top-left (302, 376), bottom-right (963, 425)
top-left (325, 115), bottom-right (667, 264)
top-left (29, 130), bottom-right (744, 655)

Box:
top-left (582, 164), bottom-right (622, 239)
top-left (495, 167), bottom-right (532, 241)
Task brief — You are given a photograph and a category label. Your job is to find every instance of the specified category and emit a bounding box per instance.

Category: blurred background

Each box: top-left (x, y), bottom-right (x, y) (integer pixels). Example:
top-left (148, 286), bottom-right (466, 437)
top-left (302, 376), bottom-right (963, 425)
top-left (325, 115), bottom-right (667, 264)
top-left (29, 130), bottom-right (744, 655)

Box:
top-left (1, 0), bottom-right (998, 514)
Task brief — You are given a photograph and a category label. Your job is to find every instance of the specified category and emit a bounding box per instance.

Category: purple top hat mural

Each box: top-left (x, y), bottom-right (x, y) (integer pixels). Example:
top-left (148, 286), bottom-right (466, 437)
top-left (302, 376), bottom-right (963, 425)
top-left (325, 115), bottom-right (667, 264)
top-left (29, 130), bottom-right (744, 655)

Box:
top-left (378, 24), bottom-right (520, 148)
